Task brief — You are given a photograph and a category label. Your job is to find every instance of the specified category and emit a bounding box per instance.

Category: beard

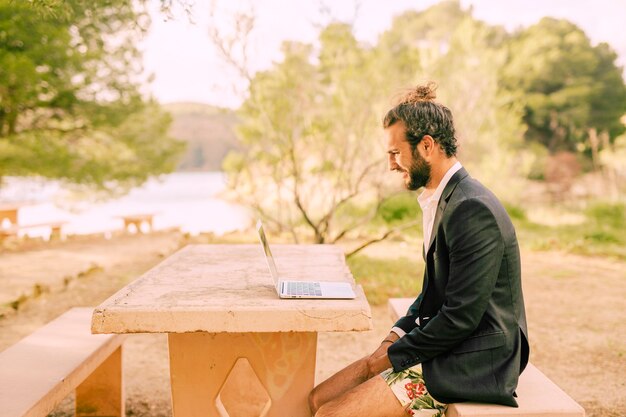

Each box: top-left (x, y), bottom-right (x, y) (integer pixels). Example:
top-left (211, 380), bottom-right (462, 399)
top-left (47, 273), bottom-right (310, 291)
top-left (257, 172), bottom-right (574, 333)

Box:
top-left (405, 149), bottom-right (431, 191)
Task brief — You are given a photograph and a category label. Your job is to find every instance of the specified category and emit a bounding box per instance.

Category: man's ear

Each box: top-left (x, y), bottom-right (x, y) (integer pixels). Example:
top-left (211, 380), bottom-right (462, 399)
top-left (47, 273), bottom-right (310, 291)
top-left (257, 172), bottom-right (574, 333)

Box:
top-left (421, 135), bottom-right (435, 155)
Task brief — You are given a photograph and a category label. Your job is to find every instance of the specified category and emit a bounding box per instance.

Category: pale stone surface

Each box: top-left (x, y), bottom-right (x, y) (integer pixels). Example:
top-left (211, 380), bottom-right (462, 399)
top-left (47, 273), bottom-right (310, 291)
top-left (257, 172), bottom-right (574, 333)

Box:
top-left (216, 357), bottom-right (272, 417)
top-left (388, 298), bottom-right (585, 417)
top-left (91, 244), bottom-right (371, 417)
top-left (76, 346), bottom-right (124, 417)
top-left (0, 307), bottom-right (126, 417)
top-left (169, 331), bottom-right (317, 417)
top-left (92, 244), bottom-right (373, 334)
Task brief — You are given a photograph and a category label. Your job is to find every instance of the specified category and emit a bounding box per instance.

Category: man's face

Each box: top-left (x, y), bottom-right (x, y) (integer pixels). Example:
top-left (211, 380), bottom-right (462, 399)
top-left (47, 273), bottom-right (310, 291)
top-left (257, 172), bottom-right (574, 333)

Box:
top-left (385, 122), bottom-right (431, 191)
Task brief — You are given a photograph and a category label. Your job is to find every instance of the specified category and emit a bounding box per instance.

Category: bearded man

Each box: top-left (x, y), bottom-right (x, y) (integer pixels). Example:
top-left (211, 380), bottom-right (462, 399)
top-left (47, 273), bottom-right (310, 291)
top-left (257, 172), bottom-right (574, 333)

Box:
top-left (308, 83), bottom-right (529, 417)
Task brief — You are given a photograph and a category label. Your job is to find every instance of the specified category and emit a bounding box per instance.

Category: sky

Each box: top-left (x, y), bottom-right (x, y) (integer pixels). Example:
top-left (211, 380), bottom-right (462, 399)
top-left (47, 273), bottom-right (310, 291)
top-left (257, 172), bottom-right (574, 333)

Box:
top-left (140, 0), bottom-right (626, 109)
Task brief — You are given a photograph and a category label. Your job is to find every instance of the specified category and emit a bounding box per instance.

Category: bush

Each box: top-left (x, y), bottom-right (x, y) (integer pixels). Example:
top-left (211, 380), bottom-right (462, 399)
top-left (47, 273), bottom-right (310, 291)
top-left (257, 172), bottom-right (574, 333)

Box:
top-left (378, 193), bottom-right (421, 225)
top-left (503, 203), bottom-right (527, 221)
top-left (584, 231), bottom-right (620, 244)
top-left (515, 200), bottom-right (626, 259)
top-left (347, 255), bottom-right (423, 305)
top-left (585, 202), bottom-right (625, 229)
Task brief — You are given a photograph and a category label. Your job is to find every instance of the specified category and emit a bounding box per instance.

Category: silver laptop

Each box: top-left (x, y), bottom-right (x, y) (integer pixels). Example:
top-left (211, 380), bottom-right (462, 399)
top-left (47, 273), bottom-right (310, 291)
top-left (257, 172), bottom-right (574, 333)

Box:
top-left (256, 220), bottom-right (356, 299)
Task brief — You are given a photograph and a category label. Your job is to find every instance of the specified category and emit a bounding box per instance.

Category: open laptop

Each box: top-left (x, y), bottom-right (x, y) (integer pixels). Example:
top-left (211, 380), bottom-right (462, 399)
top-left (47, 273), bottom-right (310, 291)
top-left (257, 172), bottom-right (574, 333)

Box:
top-left (256, 220), bottom-right (356, 299)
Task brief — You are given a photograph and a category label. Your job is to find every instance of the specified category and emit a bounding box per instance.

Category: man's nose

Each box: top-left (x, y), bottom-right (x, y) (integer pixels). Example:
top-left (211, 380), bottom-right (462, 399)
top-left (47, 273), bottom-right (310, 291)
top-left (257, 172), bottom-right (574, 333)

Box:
top-left (388, 156), bottom-right (399, 171)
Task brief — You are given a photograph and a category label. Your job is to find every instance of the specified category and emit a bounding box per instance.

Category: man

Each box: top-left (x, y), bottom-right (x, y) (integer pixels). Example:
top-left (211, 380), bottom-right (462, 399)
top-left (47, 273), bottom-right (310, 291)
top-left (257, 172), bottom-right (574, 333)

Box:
top-left (308, 83), bottom-right (529, 417)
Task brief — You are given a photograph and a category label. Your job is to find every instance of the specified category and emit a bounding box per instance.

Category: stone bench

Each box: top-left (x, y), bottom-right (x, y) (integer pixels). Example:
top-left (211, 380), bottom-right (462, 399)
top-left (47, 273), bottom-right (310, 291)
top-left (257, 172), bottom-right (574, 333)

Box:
top-left (0, 221), bottom-right (68, 241)
top-left (116, 213), bottom-right (155, 234)
top-left (388, 298), bottom-right (585, 417)
top-left (0, 307), bottom-right (127, 417)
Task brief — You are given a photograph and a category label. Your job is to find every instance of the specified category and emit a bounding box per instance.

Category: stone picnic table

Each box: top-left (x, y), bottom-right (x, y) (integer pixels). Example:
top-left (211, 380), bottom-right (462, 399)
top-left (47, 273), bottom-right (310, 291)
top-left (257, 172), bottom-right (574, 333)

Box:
top-left (91, 244), bottom-right (372, 417)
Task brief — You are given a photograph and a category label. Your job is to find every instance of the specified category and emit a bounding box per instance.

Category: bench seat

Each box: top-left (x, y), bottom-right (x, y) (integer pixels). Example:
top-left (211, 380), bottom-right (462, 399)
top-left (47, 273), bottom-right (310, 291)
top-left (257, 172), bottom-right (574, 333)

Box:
top-left (0, 307), bottom-right (126, 417)
top-left (0, 221), bottom-right (67, 240)
top-left (388, 298), bottom-right (585, 417)
top-left (117, 213), bottom-right (155, 234)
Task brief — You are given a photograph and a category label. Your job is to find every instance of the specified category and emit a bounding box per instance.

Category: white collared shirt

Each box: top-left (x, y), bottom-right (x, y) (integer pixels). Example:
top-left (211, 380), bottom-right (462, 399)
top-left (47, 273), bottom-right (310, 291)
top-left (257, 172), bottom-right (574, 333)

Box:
top-left (418, 161), bottom-right (462, 251)
top-left (390, 161), bottom-right (462, 339)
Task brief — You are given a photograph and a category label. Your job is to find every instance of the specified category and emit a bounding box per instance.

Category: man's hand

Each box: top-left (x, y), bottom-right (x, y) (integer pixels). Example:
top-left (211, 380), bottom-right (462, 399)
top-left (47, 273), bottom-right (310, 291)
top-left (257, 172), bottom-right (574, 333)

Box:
top-left (365, 332), bottom-right (399, 378)
top-left (366, 351), bottom-right (392, 378)
top-left (370, 331), bottom-right (399, 359)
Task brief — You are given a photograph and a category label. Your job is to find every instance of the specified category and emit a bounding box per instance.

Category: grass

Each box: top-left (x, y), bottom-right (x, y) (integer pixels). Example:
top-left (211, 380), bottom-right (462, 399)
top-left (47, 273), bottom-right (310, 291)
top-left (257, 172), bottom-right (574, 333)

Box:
top-left (509, 201), bottom-right (626, 260)
top-left (347, 255), bottom-right (423, 306)
top-left (199, 198), bottom-right (624, 307)
top-left (345, 200), bottom-right (625, 305)
top-left (376, 196), bottom-right (626, 260)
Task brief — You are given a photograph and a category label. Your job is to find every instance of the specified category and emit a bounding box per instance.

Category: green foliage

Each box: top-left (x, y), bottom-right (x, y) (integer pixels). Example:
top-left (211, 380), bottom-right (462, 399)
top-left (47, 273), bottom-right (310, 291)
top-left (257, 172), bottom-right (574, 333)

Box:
top-left (521, 142), bottom-right (550, 180)
top-left (225, 1), bottom-right (531, 241)
top-left (501, 18), bottom-right (626, 154)
top-left (0, 0), bottom-right (184, 190)
top-left (8, 0), bottom-right (71, 18)
top-left (585, 202), bottom-right (625, 229)
top-left (224, 0), bottom-right (626, 243)
top-left (377, 193), bottom-right (421, 225)
top-left (227, 24), bottom-right (389, 242)
top-left (513, 201), bottom-right (626, 260)
top-left (503, 203), bottom-right (527, 221)
top-left (583, 231), bottom-right (620, 244)
top-left (373, 0), bottom-right (528, 198)
top-left (347, 255), bottom-right (423, 305)
top-left (599, 134), bottom-right (626, 184)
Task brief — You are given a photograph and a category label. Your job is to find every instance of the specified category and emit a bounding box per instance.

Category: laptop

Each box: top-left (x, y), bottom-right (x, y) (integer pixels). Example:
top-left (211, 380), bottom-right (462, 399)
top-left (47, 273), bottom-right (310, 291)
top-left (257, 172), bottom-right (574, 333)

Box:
top-left (256, 220), bottom-right (356, 299)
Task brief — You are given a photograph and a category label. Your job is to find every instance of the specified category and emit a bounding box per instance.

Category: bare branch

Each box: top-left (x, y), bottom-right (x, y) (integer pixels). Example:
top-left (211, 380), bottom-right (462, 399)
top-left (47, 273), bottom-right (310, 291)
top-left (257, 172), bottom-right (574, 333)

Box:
top-left (345, 220), bottom-right (421, 259)
top-left (330, 191), bottom-right (385, 243)
top-left (159, 0), bottom-right (196, 23)
top-left (288, 143), bottom-right (323, 241)
top-left (349, 0), bottom-right (363, 28)
top-left (310, 0), bottom-right (333, 31)
top-left (319, 157), bottom-right (384, 234)
top-left (208, 0), bottom-right (256, 82)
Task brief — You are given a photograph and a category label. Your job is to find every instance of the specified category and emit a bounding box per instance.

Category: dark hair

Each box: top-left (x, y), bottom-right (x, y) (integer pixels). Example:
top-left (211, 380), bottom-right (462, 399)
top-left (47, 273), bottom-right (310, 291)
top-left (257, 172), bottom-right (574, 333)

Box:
top-left (382, 82), bottom-right (458, 157)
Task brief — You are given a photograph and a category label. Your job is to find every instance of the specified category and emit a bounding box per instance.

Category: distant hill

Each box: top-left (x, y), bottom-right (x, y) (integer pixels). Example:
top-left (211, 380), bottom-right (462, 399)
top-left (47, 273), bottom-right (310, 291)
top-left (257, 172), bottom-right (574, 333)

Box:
top-left (163, 102), bottom-right (239, 172)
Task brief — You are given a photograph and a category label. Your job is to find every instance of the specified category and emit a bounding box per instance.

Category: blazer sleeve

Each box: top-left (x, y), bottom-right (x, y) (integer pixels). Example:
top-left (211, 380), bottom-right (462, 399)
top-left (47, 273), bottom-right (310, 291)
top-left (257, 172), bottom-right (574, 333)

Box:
top-left (388, 197), bottom-right (504, 371)
top-left (392, 292), bottom-right (423, 335)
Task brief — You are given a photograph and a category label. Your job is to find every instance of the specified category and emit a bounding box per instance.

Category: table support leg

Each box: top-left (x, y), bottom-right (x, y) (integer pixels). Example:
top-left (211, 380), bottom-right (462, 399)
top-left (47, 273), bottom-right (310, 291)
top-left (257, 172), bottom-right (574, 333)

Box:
top-left (169, 332), bottom-right (317, 417)
top-left (168, 332), bottom-right (317, 417)
top-left (76, 346), bottom-right (124, 417)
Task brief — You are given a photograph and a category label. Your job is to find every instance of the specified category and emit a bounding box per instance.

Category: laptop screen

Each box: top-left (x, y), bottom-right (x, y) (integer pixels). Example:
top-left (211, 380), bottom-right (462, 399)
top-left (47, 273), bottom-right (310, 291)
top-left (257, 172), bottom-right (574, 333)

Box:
top-left (256, 220), bottom-right (280, 286)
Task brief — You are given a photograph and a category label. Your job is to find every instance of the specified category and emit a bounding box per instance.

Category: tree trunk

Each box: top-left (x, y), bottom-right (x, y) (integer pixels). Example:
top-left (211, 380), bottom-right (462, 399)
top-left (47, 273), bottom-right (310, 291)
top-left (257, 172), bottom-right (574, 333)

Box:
top-left (588, 127), bottom-right (599, 171)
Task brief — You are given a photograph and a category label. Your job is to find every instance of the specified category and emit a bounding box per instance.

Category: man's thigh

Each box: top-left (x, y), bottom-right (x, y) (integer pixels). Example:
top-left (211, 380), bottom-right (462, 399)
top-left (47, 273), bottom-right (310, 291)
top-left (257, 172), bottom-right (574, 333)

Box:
top-left (314, 374), bottom-right (407, 417)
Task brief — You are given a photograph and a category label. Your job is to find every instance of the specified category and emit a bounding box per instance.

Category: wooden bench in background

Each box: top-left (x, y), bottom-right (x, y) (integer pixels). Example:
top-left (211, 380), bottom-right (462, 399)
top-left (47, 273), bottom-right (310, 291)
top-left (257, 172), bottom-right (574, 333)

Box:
top-left (0, 308), bottom-right (127, 417)
top-left (0, 204), bottom-right (22, 227)
top-left (0, 221), bottom-right (68, 242)
top-left (388, 298), bottom-right (585, 417)
top-left (117, 213), bottom-right (155, 234)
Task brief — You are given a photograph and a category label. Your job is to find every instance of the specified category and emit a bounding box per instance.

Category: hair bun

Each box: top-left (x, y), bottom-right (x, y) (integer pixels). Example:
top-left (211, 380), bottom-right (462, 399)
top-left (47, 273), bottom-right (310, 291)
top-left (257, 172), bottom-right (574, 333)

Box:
top-left (397, 81), bottom-right (438, 105)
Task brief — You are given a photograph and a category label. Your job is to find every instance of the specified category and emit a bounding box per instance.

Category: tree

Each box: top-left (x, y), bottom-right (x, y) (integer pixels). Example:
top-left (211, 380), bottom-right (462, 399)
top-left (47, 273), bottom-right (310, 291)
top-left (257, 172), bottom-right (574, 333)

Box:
top-left (220, 0), bottom-right (626, 247)
top-left (0, 0), bottom-right (185, 190)
top-left (220, 0), bottom-right (530, 246)
top-left (224, 26), bottom-right (398, 246)
top-left (374, 1), bottom-right (526, 198)
top-left (501, 17), bottom-right (626, 156)
top-left (219, 2), bottom-right (522, 247)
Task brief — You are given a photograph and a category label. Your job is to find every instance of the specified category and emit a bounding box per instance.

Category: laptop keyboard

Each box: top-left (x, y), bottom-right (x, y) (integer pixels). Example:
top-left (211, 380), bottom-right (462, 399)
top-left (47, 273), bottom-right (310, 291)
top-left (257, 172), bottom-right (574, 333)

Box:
top-left (286, 281), bottom-right (322, 297)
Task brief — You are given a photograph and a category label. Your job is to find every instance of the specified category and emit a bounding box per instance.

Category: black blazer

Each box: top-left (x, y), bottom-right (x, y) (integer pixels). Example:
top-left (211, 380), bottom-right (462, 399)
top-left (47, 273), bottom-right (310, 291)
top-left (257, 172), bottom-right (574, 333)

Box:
top-left (387, 168), bottom-right (530, 407)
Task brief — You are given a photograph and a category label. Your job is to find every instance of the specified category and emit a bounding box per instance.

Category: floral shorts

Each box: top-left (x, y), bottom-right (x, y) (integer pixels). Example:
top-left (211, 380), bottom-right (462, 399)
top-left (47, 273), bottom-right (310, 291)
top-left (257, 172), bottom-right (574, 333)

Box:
top-left (380, 364), bottom-right (447, 417)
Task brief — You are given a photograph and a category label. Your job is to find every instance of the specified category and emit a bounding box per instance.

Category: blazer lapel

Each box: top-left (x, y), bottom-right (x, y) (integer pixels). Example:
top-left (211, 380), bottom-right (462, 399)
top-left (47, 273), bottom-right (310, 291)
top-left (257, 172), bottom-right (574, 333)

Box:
top-left (425, 168), bottom-right (469, 253)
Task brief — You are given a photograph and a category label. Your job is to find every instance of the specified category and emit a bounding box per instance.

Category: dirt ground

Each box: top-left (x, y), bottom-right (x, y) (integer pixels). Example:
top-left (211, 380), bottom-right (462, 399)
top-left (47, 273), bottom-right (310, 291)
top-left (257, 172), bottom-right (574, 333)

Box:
top-left (0, 232), bottom-right (624, 417)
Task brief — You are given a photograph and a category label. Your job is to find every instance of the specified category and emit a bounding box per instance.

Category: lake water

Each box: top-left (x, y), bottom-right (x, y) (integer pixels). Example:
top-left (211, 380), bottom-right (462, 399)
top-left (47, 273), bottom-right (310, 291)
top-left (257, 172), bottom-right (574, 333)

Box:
top-left (0, 172), bottom-right (251, 238)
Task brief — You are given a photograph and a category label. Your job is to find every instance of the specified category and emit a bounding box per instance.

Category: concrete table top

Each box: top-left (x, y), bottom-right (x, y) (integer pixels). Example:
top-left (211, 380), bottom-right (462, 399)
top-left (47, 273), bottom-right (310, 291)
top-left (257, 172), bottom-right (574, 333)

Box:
top-left (92, 244), bottom-right (372, 334)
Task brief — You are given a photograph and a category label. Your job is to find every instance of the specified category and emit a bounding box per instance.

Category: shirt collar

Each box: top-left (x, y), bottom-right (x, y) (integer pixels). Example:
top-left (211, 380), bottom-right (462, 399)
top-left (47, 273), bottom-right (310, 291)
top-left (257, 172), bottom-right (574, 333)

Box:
top-left (417, 161), bottom-right (463, 209)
